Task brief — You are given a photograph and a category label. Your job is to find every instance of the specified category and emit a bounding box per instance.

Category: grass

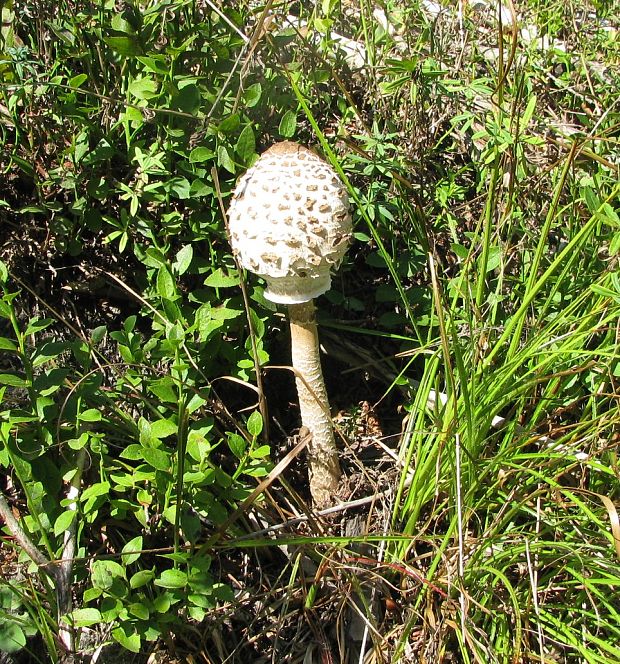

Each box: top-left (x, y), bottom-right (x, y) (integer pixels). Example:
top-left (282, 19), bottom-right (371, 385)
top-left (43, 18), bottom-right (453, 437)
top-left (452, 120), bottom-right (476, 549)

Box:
top-left (0, 0), bottom-right (619, 662)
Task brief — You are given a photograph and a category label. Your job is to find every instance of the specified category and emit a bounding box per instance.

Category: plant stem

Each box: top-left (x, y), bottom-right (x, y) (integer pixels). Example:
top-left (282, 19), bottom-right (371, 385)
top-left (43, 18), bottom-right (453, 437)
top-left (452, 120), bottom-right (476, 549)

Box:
top-left (288, 301), bottom-right (341, 507)
top-left (58, 447), bottom-right (87, 653)
top-left (0, 491), bottom-right (52, 572)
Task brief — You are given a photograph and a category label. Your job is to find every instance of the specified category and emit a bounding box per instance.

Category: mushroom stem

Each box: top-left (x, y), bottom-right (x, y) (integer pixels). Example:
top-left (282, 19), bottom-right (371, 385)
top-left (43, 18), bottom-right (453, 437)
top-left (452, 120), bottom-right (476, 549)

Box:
top-left (288, 301), bottom-right (341, 506)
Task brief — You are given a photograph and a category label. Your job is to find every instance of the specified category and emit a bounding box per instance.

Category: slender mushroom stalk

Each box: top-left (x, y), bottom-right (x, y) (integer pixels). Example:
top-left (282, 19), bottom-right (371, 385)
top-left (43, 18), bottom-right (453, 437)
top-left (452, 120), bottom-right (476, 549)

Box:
top-left (227, 141), bottom-right (352, 506)
top-left (288, 300), bottom-right (341, 504)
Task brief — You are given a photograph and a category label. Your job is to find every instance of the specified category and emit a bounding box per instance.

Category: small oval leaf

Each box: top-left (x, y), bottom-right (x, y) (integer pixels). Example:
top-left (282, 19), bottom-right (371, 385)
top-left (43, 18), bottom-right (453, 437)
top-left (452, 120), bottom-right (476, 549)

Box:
top-left (278, 110), bottom-right (297, 138)
top-left (155, 568), bottom-right (188, 589)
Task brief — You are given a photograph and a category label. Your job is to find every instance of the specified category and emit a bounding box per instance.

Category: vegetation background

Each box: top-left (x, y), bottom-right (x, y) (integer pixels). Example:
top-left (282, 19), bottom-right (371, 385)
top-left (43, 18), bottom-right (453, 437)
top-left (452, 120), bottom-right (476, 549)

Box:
top-left (0, 0), bottom-right (618, 662)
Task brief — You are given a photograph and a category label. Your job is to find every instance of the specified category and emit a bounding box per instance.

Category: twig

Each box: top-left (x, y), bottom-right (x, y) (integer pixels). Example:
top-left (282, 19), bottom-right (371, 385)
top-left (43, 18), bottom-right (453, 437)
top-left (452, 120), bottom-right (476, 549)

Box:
top-left (231, 493), bottom-right (386, 540)
top-left (0, 449), bottom-right (86, 656)
top-left (0, 491), bottom-right (53, 573)
top-left (58, 448), bottom-right (88, 652)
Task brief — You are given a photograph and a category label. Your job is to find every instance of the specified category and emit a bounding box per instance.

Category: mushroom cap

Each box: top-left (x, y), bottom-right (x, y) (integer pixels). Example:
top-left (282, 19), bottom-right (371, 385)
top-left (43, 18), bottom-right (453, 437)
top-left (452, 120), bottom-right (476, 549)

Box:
top-left (227, 141), bottom-right (352, 304)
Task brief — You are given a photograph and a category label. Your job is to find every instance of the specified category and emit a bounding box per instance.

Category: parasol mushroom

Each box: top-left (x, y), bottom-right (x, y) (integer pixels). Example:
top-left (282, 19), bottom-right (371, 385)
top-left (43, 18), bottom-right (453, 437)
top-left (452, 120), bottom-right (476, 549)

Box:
top-left (227, 141), bottom-right (352, 506)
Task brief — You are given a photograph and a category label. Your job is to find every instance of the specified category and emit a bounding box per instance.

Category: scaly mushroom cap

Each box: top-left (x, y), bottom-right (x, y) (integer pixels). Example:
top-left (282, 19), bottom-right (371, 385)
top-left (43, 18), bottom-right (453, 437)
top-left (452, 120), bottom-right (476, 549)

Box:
top-left (227, 141), bottom-right (352, 304)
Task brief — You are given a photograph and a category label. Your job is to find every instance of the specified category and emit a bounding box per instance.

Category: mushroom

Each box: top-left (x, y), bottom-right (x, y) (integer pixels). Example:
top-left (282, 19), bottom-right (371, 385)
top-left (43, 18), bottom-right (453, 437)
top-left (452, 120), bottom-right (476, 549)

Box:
top-left (227, 141), bottom-right (352, 506)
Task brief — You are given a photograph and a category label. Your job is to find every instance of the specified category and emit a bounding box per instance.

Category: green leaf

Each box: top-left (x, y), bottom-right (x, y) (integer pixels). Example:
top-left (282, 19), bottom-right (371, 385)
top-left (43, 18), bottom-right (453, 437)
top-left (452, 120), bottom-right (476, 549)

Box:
top-left (24, 317), bottom-right (54, 335)
top-left (248, 308), bottom-right (265, 337)
top-left (188, 605), bottom-right (207, 621)
top-left (128, 602), bottom-right (150, 620)
top-left (67, 433), bottom-right (90, 450)
top-left (451, 243), bottom-right (470, 259)
top-left (0, 260), bottom-right (8, 283)
top-left (188, 593), bottom-right (213, 609)
top-left (82, 139), bottom-right (115, 165)
top-left (80, 482), bottom-right (110, 502)
top-left (218, 113), bottom-right (240, 134)
top-left (213, 582), bottom-right (234, 601)
top-left (0, 373), bottom-right (27, 387)
top-left (173, 244), bottom-right (193, 276)
top-left (151, 418), bottom-right (178, 439)
top-left (152, 593), bottom-right (171, 613)
top-left (521, 94), bottom-right (537, 128)
top-left (136, 424), bottom-right (158, 454)
top-left (124, 315), bottom-right (137, 333)
top-left (187, 435), bottom-right (211, 463)
top-left (148, 378), bottom-right (177, 403)
top-left (166, 321), bottom-right (185, 346)
top-left (111, 14), bottom-right (136, 34)
top-left (189, 147), bottom-right (213, 163)
top-left (128, 76), bottom-right (159, 100)
top-left (121, 535), bottom-right (143, 564)
top-left (17, 206), bottom-right (44, 215)
top-left (83, 587), bottom-right (102, 603)
top-left (314, 17), bottom-right (332, 33)
top-left (166, 176), bottom-right (191, 200)
top-left (279, 110), bottom-right (297, 138)
top-left (0, 621), bottom-right (26, 653)
top-left (141, 447), bottom-right (170, 471)
top-left (91, 560), bottom-right (126, 590)
top-left (247, 411), bottom-right (263, 438)
top-left (244, 464), bottom-right (270, 477)
top-left (582, 186), bottom-right (601, 215)
top-left (204, 268), bottom-right (238, 288)
top-left (104, 34), bottom-right (142, 57)
top-left (143, 247), bottom-right (167, 268)
top-left (112, 626), bottom-right (141, 653)
top-left (216, 305), bottom-right (242, 321)
top-left (138, 418), bottom-right (155, 447)
top-left (32, 341), bottom-right (68, 367)
top-left (100, 597), bottom-right (123, 621)
top-left (243, 82), bottom-right (262, 108)
top-left (71, 608), bottom-right (102, 627)
top-left (183, 470), bottom-right (206, 484)
top-left (235, 124), bottom-right (256, 163)
top-left (136, 56), bottom-right (168, 74)
top-left (189, 179), bottom-right (212, 198)
top-left (119, 444), bottom-right (143, 460)
top-left (155, 568), bottom-right (187, 589)
top-left (69, 73), bottom-right (88, 89)
top-left (486, 245), bottom-right (502, 272)
top-left (173, 83), bottom-right (200, 114)
top-left (591, 283), bottom-right (620, 303)
top-left (194, 308), bottom-right (221, 342)
top-left (156, 267), bottom-right (176, 300)
top-left (11, 156), bottom-right (34, 177)
top-left (130, 569), bottom-right (155, 589)
top-left (79, 408), bottom-right (102, 422)
top-left (227, 433), bottom-right (246, 459)
top-left (217, 145), bottom-right (236, 174)
top-left (249, 444), bottom-right (270, 459)
top-left (162, 551), bottom-right (190, 565)
top-left (322, 0), bottom-right (335, 16)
